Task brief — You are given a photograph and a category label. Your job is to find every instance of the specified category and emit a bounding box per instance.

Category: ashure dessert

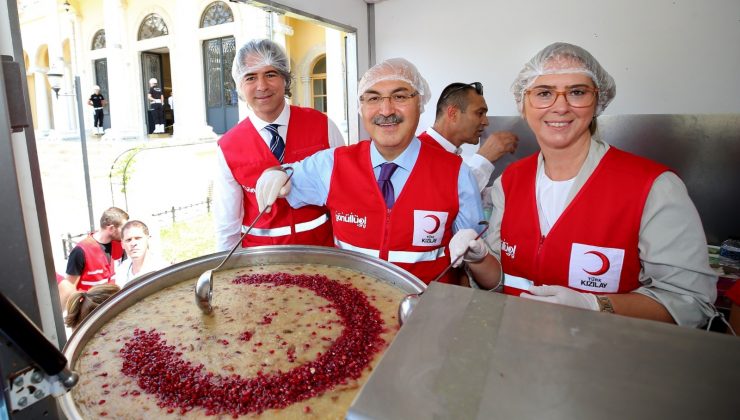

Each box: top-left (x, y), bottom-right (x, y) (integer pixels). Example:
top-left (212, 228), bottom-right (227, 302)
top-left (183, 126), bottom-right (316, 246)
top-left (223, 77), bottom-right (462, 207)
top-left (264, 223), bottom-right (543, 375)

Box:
top-left (71, 264), bottom-right (404, 418)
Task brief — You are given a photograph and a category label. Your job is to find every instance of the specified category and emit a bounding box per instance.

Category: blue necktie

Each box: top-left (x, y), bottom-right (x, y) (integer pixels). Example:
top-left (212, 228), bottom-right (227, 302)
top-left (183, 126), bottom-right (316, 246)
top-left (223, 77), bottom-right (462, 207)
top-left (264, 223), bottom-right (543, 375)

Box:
top-left (266, 124), bottom-right (285, 163)
top-left (377, 163), bottom-right (399, 208)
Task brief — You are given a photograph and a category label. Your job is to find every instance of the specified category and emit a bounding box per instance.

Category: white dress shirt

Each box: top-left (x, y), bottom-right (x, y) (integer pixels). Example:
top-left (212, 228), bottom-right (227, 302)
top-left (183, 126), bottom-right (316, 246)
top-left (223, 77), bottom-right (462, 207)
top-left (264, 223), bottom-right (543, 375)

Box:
top-left (425, 127), bottom-right (494, 192)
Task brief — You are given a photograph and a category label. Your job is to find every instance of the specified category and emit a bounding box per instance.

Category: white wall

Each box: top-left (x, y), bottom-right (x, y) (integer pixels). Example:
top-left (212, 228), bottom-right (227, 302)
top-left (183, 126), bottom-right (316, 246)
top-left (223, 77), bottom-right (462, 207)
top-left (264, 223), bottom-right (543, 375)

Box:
top-left (374, 0), bottom-right (740, 131)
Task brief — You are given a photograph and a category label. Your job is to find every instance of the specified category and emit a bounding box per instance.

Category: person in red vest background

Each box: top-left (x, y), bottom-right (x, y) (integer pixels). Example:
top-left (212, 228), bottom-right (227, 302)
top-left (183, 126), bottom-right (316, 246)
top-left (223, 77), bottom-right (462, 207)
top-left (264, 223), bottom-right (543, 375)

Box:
top-left (467, 42), bottom-right (718, 328)
top-left (254, 58), bottom-right (500, 285)
top-left (214, 38), bottom-right (345, 252)
top-left (58, 206), bottom-right (128, 306)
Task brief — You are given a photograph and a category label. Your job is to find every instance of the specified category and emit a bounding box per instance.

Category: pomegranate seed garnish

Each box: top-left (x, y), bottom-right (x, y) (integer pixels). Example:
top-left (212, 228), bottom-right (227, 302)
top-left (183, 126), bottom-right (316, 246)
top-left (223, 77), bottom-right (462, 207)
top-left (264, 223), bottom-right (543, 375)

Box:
top-left (117, 272), bottom-right (388, 416)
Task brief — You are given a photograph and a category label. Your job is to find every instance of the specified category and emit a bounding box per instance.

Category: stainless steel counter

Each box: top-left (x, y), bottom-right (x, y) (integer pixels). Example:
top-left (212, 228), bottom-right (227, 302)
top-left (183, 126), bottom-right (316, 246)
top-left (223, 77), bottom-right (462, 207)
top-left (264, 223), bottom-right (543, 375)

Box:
top-left (348, 283), bottom-right (740, 420)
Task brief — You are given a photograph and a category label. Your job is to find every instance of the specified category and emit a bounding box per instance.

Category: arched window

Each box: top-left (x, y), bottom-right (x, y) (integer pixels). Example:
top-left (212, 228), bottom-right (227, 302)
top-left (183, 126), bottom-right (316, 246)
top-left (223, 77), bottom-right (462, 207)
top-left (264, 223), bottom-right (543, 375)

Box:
top-left (91, 30), bottom-right (106, 50)
top-left (200, 1), bottom-right (234, 28)
top-left (310, 56), bottom-right (327, 113)
top-left (138, 14), bottom-right (169, 40)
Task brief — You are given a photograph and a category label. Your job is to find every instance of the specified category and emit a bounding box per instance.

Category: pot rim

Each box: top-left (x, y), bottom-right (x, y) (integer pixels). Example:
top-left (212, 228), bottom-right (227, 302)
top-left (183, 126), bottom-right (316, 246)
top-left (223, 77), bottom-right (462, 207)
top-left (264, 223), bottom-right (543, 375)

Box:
top-left (59, 245), bottom-right (425, 419)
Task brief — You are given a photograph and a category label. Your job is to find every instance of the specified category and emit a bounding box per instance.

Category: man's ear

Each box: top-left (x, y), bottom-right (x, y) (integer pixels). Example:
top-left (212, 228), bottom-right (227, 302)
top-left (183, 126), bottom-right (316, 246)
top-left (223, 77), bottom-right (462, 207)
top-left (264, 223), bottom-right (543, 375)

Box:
top-left (446, 105), bottom-right (459, 122)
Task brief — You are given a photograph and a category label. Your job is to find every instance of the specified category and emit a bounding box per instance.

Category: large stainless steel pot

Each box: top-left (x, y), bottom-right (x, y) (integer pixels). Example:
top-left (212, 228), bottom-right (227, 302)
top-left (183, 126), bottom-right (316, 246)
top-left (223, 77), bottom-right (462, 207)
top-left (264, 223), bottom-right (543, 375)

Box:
top-left (59, 245), bottom-right (425, 419)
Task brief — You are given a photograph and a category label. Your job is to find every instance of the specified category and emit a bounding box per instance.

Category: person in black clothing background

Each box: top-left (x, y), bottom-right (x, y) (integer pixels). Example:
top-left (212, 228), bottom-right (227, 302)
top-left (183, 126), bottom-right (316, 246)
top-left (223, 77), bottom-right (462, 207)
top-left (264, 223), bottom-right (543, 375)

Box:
top-left (87, 85), bottom-right (107, 135)
top-left (148, 78), bottom-right (165, 134)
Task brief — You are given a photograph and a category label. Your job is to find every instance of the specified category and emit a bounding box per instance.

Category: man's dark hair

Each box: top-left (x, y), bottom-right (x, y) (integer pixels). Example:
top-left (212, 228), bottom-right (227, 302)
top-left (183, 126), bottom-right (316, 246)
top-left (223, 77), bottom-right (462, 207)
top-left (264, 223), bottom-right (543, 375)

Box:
top-left (99, 207), bottom-right (129, 230)
top-left (435, 83), bottom-right (479, 120)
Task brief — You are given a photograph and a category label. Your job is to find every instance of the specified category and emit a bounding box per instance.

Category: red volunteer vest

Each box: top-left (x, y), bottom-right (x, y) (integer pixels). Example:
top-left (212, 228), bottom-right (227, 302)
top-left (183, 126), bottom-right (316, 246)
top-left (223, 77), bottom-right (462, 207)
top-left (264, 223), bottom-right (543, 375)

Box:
top-left (111, 239), bottom-right (123, 262)
top-left (219, 106), bottom-right (333, 247)
top-left (500, 147), bottom-right (669, 296)
top-left (417, 131), bottom-right (444, 151)
top-left (76, 235), bottom-right (116, 291)
top-left (327, 140), bottom-right (461, 284)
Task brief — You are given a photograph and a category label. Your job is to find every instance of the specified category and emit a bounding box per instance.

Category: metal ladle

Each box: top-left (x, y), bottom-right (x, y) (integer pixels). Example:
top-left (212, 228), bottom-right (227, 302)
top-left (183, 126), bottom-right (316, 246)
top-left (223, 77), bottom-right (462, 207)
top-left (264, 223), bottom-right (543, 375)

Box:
top-left (397, 221), bottom-right (489, 326)
top-left (195, 167), bottom-right (293, 314)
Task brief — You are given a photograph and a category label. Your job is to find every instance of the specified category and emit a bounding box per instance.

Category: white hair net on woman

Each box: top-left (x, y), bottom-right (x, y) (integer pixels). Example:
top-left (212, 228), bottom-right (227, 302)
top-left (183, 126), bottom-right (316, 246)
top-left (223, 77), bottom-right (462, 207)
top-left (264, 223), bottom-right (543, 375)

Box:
top-left (357, 58), bottom-right (431, 114)
top-left (232, 39), bottom-right (293, 100)
top-left (511, 42), bottom-right (616, 116)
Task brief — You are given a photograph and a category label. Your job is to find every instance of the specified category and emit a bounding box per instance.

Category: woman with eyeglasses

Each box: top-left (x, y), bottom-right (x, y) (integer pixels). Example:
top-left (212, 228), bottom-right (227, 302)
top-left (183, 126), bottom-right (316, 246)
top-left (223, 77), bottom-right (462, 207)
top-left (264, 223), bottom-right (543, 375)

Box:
top-left (466, 42), bottom-right (717, 327)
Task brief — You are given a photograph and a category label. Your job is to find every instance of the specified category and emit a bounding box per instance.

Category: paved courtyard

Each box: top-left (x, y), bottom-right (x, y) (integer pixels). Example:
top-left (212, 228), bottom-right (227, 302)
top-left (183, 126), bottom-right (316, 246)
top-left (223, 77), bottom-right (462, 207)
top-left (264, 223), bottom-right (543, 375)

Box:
top-left (35, 134), bottom-right (218, 273)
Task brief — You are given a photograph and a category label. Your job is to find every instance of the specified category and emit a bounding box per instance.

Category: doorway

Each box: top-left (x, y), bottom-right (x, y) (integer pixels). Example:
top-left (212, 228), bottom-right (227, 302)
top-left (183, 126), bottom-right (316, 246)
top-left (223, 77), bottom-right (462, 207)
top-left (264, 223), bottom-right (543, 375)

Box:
top-left (141, 50), bottom-right (171, 134)
top-left (203, 36), bottom-right (238, 134)
top-left (93, 58), bottom-right (111, 129)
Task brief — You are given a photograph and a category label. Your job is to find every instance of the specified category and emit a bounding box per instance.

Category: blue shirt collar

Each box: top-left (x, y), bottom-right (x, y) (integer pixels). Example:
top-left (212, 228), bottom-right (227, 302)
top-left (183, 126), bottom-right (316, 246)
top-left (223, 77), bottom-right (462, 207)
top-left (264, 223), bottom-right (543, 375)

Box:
top-left (369, 137), bottom-right (421, 172)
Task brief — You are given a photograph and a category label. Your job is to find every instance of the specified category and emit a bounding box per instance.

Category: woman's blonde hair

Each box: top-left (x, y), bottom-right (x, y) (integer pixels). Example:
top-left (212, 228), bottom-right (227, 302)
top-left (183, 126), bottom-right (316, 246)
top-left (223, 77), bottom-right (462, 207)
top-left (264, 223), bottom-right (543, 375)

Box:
top-left (64, 284), bottom-right (120, 329)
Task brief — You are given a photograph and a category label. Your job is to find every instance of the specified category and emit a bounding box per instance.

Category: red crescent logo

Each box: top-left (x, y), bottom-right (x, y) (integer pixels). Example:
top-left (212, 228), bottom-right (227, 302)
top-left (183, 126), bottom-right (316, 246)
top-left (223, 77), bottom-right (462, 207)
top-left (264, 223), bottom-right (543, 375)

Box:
top-left (423, 215), bottom-right (441, 234)
top-left (583, 251), bottom-right (610, 276)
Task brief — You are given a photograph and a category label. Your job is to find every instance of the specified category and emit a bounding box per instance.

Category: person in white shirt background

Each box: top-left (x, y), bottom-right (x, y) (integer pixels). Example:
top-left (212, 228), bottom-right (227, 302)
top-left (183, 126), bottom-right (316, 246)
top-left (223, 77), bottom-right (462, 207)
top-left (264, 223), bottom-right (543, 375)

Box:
top-left (115, 220), bottom-right (167, 288)
top-left (418, 81), bottom-right (518, 198)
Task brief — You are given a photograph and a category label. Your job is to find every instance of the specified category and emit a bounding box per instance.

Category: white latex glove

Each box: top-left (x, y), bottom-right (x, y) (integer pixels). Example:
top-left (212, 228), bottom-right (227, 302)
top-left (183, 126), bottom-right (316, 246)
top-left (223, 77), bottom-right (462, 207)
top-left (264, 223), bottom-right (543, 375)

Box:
top-left (448, 229), bottom-right (488, 268)
top-left (255, 169), bottom-right (291, 212)
top-left (520, 285), bottom-right (599, 311)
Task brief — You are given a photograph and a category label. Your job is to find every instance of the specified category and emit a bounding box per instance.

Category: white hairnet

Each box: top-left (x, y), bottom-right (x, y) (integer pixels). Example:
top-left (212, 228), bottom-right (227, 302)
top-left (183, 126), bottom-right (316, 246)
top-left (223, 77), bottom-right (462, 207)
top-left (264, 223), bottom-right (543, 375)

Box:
top-left (357, 58), bottom-right (431, 114)
top-left (93, 85), bottom-right (100, 90)
top-left (149, 78), bottom-right (157, 85)
top-left (232, 39), bottom-right (293, 99)
top-left (511, 42), bottom-right (616, 116)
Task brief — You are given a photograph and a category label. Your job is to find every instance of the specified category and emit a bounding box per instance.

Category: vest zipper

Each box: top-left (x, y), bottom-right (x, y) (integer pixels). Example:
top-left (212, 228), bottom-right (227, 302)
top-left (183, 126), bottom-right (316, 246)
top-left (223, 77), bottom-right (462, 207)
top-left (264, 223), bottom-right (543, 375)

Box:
top-left (537, 235), bottom-right (545, 255)
top-left (535, 235), bottom-right (546, 284)
top-left (380, 209), bottom-right (392, 260)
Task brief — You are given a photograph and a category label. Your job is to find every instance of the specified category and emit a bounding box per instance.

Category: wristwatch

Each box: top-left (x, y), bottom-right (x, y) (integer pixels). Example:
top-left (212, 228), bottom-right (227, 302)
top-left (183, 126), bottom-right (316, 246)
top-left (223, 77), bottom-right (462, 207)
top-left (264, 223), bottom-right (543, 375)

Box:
top-left (596, 295), bottom-right (615, 313)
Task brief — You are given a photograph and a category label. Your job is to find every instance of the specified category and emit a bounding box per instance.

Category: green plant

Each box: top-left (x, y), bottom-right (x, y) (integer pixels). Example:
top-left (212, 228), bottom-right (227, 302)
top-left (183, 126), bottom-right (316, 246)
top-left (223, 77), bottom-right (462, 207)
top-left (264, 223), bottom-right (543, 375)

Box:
top-left (159, 212), bottom-right (216, 264)
top-left (110, 147), bottom-right (142, 194)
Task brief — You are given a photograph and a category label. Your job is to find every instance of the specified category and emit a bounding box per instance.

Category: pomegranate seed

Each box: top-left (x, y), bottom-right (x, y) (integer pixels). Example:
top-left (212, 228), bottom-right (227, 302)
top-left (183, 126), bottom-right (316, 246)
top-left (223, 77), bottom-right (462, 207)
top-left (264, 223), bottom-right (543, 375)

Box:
top-left (117, 272), bottom-right (388, 416)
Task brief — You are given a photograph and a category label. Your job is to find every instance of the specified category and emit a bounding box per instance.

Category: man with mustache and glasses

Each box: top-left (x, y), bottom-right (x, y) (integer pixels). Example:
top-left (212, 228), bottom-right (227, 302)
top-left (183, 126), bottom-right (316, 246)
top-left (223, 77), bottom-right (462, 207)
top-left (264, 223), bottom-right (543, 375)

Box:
top-left (214, 39), bottom-right (344, 252)
top-left (255, 58), bottom-right (502, 286)
top-left (419, 82), bottom-right (519, 193)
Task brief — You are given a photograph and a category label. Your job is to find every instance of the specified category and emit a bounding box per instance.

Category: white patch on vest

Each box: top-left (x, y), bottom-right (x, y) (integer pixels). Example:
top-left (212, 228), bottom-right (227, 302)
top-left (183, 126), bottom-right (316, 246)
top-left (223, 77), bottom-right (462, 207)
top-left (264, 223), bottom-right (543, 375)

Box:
top-left (568, 243), bottom-right (625, 293)
top-left (86, 269), bottom-right (105, 275)
top-left (412, 210), bottom-right (448, 246)
top-left (501, 239), bottom-right (517, 259)
top-left (242, 185), bottom-right (256, 194)
top-left (335, 211), bottom-right (367, 229)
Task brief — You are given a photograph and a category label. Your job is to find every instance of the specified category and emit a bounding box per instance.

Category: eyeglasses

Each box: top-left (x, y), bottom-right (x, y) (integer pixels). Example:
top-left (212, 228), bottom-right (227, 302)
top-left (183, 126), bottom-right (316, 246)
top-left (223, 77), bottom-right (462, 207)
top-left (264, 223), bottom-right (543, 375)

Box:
top-left (525, 86), bottom-right (598, 109)
top-left (439, 82), bottom-right (483, 103)
top-left (360, 91), bottom-right (420, 107)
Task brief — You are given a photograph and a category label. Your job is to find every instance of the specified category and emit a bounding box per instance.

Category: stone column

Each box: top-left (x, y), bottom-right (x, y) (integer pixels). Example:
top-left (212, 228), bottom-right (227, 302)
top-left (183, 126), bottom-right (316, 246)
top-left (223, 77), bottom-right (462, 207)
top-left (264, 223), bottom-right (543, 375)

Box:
top-left (300, 75), bottom-right (311, 108)
top-left (47, 2), bottom-right (73, 139)
top-left (32, 67), bottom-right (52, 135)
top-left (102, 0), bottom-right (139, 140)
top-left (168, 0), bottom-right (215, 140)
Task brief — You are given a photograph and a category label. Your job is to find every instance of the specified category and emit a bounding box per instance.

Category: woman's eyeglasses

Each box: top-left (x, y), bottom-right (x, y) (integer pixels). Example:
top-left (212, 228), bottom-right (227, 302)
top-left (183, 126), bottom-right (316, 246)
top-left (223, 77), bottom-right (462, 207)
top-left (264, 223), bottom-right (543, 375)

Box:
top-left (440, 82), bottom-right (483, 102)
top-left (525, 86), bottom-right (598, 109)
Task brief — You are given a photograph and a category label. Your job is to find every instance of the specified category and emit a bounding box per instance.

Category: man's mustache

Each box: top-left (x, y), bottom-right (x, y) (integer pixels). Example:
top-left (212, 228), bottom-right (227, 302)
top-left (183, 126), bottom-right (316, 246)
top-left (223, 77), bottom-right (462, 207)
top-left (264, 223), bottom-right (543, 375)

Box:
top-left (372, 114), bottom-right (403, 125)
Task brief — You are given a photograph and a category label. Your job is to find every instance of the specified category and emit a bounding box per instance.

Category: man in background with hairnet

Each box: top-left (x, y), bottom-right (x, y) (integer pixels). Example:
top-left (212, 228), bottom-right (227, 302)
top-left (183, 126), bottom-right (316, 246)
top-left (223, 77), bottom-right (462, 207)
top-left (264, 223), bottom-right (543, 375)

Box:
top-left (254, 58), bottom-right (502, 285)
top-left (214, 39), bottom-right (344, 252)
